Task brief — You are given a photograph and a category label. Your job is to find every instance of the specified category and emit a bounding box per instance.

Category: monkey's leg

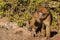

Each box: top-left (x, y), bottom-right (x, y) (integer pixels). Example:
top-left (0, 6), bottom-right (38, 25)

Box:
top-left (46, 25), bottom-right (51, 39)
top-left (41, 24), bottom-right (46, 37)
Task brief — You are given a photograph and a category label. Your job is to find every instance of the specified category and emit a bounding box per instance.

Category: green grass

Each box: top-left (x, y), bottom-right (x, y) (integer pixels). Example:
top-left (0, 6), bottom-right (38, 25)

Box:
top-left (0, 0), bottom-right (60, 29)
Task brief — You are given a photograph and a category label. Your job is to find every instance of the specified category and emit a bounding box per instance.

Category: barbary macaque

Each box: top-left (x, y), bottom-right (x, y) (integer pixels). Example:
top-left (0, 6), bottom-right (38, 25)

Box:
top-left (29, 6), bottom-right (52, 39)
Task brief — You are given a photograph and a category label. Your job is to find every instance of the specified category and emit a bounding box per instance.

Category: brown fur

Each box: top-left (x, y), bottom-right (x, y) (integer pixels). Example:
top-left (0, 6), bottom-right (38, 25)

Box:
top-left (29, 6), bottom-right (52, 38)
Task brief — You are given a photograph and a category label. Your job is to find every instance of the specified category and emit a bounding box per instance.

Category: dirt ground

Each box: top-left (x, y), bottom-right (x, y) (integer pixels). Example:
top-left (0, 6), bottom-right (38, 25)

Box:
top-left (0, 17), bottom-right (60, 40)
top-left (0, 25), bottom-right (60, 40)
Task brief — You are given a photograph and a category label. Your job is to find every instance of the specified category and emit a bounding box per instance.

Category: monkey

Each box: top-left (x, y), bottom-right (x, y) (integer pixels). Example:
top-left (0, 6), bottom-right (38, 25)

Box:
top-left (29, 6), bottom-right (52, 39)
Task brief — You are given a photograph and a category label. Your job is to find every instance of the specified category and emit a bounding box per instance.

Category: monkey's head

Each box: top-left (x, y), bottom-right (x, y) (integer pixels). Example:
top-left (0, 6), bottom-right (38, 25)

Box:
top-left (36, 6), bottom-right (49, 20)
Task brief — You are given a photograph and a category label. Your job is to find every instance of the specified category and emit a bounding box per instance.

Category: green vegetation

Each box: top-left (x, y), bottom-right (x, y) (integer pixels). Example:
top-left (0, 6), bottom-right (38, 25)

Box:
top-left (0, 0), bottom-right (60, 29)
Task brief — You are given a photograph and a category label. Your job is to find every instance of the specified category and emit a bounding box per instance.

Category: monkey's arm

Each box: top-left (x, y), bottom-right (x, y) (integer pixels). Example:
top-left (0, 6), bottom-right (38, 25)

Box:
top-left (43, 15), bottom-right (51, 38)
top-left (30, 17), bottom-right (35, 28)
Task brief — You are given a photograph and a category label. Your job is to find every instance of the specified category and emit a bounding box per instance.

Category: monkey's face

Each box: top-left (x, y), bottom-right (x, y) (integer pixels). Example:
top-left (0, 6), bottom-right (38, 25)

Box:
top-left (37, 11), bottom-right (48, 20)
top-left (37, 6), bottom-right (49, 20)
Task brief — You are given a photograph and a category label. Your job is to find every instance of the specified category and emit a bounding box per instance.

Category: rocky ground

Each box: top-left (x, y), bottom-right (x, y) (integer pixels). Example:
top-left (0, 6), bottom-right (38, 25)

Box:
top-left (0, 17), bottom-right (60, 40)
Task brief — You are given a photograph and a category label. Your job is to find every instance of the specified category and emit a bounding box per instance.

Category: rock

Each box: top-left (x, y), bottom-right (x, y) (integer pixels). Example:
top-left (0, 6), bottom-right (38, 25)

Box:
top-left (0, 17), bottom-right (19, 30)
